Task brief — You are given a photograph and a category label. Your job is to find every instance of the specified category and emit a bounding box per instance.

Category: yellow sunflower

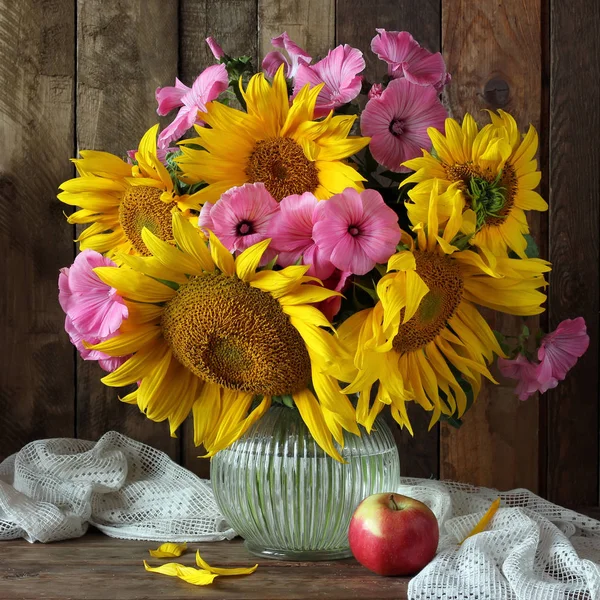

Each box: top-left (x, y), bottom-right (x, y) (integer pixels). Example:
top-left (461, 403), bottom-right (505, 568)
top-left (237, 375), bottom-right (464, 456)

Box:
top-left (87, 212), bottom-right (359, 460)
top-left (402, 110), bottom-right (548, 258)
top-left (58, 125), bottom-right (193, 258)
top-left (176, 65), bottom-right (370, 204)
top-left (339, 182), bottom-right (551, 432)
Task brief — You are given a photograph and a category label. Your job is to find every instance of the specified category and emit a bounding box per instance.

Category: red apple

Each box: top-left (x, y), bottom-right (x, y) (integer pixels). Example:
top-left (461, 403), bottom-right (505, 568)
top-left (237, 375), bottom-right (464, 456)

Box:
top-left (348, 492), bottom-right (439, 576)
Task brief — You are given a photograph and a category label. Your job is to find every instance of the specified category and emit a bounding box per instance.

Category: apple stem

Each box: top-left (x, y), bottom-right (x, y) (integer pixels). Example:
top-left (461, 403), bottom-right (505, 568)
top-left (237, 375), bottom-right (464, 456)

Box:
top-left (389, 495), bottom-right (401, 511)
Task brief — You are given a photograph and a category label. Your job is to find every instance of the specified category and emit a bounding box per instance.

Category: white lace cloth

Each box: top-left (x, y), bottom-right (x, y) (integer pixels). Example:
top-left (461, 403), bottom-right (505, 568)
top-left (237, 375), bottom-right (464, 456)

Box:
top-left (399, 478), bottom-right (600, 600)
top-left (1, 432), bottom-right (599, 599)
top-left (0, 431), bottom-right (234, 543)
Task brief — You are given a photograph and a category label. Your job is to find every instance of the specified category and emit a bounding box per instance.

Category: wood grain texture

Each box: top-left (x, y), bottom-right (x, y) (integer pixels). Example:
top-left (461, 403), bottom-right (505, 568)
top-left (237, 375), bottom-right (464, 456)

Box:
top-left (180, 0), bottom-right (258, 83)
top-left (546, 0), bottom-right (599, 507)
top-left (0, 0), bottom-right (75, 459)
top-left (440, 0), bottom-right (543, 492)
top-left (0, 532), bottom-right (410, 599)
top-left (337, 0), bottom-right (442, 480)
top-left (258, 0), bottom-right (335, 62)
top-left (178, 1), bottom-right (259, 478)
top-left (75, 0), bottom-right (179, 457)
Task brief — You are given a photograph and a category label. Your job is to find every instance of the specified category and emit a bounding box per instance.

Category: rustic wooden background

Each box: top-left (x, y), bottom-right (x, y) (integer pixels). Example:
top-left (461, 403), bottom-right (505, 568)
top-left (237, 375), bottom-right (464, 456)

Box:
top-left (0, 0), bottom-right (598, 509)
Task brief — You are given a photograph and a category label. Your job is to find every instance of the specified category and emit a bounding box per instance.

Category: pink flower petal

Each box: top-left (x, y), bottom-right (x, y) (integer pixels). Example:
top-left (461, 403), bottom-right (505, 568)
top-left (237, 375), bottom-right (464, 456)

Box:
top-left (537, 317), bottom-right (590, 381)
top-left (303, 243), bottom-right (336, 280)
top-left (199, 201), bottom-right (215, 235)
top-left (206, 37), bottom-right (225, 60)
top-left (158, 106), bottom-right (198, 149)
top-left (186, 64), bottom-right (229, 112)
top-left (293, 44), bottom-right (364, 118)
top-left (59, 250), bottom-right (128, 340)
top-left (371, 29), bottom-right (449, 89)
top-left (270, 192), bottom-right (318, 254)
top-left (267, 32), bottom-right (311, 78)
top-left (262, 51), bottom-right (291, 78)
top-left (155, 78), bottom-right (189, 116)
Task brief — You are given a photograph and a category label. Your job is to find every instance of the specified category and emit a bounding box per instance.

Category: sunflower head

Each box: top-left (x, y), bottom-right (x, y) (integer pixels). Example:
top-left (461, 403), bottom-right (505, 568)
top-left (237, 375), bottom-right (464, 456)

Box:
top-left (340, 181), bottom-right (550, 432)
top-left (87, 212), bottom-right (359, 460)
top-left (58, 125), bottom-right (192, 258)
top-left (402, 110), bottom-right (548, 258)
top-left (175, 65), bottom-right (370, 207)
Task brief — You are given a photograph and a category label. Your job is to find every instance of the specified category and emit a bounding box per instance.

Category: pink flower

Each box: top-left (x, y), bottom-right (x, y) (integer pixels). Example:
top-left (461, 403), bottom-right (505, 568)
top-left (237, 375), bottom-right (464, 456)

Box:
top-left (293, 45), bottom-right (365, 118)
top-left (204, 183), bottom-right (280, 256)
top-left (198, 201), bottom-right (215, 235)
top-left (361, 78), bottom-right (447, 172)
top-left (59, 250), bottom-right (129, 373)
top-left (498, 354), bottom-right (551, 401)
top-left (206, 36), bottom-right (225, 60)
top-left (371, 29), bottom-right (449, 90)
top-left (270, 192), bottom-right (335, 280)
top-left (537, 318), bottom-right (590, 383)
top-left (59, 250), bottom-right (128, 339)
top-left (316, 269), bottom-right (351, 322)
top-left (63, 316), bottom-right (127, 373)
top-left (498, 318), bottom-right (589, 401)
top-left (368, 83), bottom-right (384, 100)
top-left (155, 64), bottom-right (228, 148)
top-left (312, 188), bottom-right (401, 276)
top-left (262, 32), bottom-right (312, 78)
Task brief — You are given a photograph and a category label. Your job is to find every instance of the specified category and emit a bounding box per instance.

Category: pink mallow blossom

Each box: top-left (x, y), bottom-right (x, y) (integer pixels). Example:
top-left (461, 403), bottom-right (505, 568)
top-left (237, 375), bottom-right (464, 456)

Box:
top-left (206, 36), bottom-right (225, 60)
top-left (312, 188), bottom-right (400, 276)
top-left (371, 29), bottom-right (450, 90)
top-left (59, 250), bottom-right (129, 373)
top-left (293, 44), bottom-right (365, 118)
top-left (270, 192), bottom-right (335, 280)
top-left (155, 64), bottom-right (228, 148)
top-left (498, 318), bottom-right (589, 401)
top-left (262, 32), bottom-right (312, 78)
top-left (199, 183), bottom-right (280, 258)
top-left (361, 77), bottom-right (447, 172)
top-left (368, 83), bottom-right (385, 100)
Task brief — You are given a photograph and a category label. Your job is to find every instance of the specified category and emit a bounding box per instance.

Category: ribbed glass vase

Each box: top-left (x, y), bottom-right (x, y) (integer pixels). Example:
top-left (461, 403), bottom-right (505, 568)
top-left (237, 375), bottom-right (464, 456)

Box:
top-left (211, 405), bottom-right (400, 561)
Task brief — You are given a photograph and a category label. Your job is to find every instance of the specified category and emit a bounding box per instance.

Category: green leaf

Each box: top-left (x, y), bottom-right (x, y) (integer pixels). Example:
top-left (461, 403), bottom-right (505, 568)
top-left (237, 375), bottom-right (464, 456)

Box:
top-left (523, 234), bottom-right (539, 258)
top-left (493, 330), bottom-right (511, 356)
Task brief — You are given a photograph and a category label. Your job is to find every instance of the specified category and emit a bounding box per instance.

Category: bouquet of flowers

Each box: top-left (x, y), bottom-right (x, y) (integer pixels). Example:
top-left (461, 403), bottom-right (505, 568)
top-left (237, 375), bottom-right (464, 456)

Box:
top-left (57, 30), bottom-right (589, 461)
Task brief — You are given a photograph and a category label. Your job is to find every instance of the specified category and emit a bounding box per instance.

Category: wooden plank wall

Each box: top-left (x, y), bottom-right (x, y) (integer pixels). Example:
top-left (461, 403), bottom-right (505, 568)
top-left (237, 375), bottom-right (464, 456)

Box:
top-left (0, 0), bottom-right (598, 508)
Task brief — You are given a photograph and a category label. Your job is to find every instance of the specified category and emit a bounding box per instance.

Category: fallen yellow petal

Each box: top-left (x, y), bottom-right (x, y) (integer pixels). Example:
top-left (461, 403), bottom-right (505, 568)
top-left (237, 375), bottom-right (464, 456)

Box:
top-left (460, 497), bottom-right (501, 544)
top-left (148, 542), bottom-right (187, 558)
top-left (196, 550), bottom-right (258, 576)
top-left (143, 560), bottom-right (185, 577)
top-left (143, 561), bottom-right (219, 586)
top-left (172, 565), bottom-right (219, 586)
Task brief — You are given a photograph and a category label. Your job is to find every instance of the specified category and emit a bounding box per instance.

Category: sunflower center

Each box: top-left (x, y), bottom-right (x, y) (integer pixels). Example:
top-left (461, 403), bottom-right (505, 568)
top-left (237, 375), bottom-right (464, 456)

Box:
top-left (392, 252), bottom-right (463, 354)
top-left (118, 186), bottom-right (174, 255)
top-left (445, 163), bottom-right (517, 228)
top-left (161, 274), bottom-right (311, 396)
top-left (245, 137), bottom-right (319, 201)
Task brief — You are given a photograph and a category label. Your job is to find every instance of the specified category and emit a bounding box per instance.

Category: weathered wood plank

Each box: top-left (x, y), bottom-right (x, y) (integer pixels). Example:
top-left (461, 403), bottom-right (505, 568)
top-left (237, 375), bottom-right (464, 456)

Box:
top-left (258, 0), bottom-right (335, 62)
top-left (337, 0), bottom-right (442, 480)
top-left (75, 0), bottom-right (179, 457)
top-left (546, 0), bottom-right (599, 507)
top-left (178, 1), bottom-right (259, 478)
top-left (439, 0), bottom-right (543, 492)
top-left (0, 0), bottom-right (75, 459)
top-left (0, 532), bottom-right (410, 600)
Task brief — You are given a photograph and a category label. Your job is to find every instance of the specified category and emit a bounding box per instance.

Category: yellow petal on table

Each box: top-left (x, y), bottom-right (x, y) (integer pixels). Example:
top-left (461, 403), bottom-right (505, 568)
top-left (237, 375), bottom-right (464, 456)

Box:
top-left (143, 561), bottom-right (219, 586)
top-left (195, 550), bottom-right (258, 576)
top-left (148, 542), bottom-right (187, 558)
top-left (460, 498), bottom-right (501, 544)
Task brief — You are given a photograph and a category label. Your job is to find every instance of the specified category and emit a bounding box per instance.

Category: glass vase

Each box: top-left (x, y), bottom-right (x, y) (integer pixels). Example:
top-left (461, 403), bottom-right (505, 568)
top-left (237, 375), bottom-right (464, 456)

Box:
top-left (210, 405), bottom-right (400, 561)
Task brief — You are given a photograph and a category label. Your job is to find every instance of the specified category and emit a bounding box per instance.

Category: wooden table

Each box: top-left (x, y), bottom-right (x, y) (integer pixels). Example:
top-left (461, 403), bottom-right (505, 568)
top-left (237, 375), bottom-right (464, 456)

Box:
top-left (0, 531), bottom-right (410, 599)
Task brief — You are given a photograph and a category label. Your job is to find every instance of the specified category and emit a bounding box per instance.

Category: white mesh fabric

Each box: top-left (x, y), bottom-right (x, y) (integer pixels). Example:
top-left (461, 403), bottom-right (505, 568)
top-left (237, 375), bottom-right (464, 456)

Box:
top-left (0, 431), bottom-right (235, 543)
top-left (398, 478), bottom-right (600, 600)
